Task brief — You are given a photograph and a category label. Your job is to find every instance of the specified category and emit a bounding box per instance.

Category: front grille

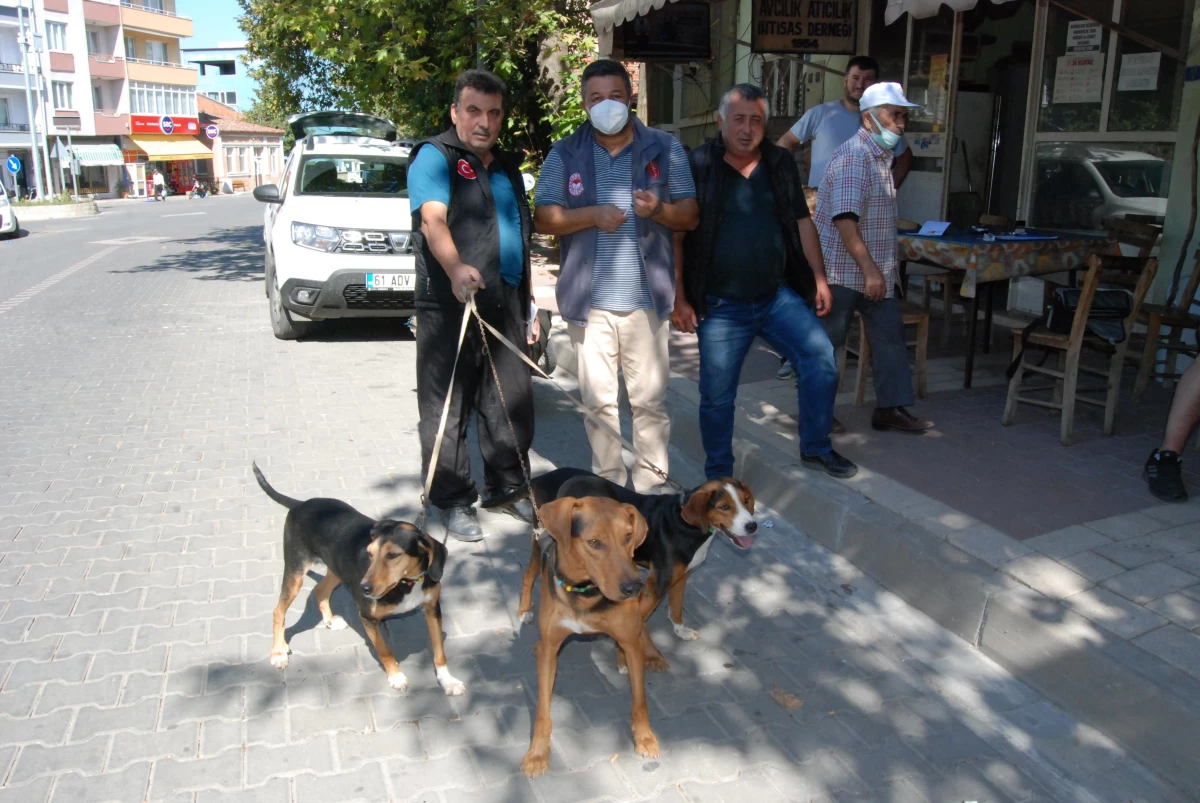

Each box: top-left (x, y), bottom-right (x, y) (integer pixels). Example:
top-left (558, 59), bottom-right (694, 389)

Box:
top-left (336, 230), bottom-right (412, 255)
top-left (343, 285), bottom-right (416, 310)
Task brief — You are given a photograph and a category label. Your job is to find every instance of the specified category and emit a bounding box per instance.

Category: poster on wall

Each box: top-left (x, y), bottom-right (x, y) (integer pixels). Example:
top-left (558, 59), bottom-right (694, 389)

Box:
top-left (1052, 54), bottom-right (1105, 103)
top-left (1066, 20), bottom-right (1102, 52)
top-left (751, 0), bottom-right (857, 55)
top-left (1118, 52), bottom-right (1161, 91)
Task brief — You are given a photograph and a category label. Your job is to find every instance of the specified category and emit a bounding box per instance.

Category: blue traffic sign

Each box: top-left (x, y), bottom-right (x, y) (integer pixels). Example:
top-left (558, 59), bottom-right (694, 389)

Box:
top-left (4, 155), bottom-right (19, 174)
top-left (159, 115), bottom-right (175, 135)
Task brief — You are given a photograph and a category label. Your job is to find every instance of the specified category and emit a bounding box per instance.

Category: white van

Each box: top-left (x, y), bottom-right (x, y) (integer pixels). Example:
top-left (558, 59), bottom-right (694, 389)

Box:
top-left (1032, 144), bottom-right (1169, 232)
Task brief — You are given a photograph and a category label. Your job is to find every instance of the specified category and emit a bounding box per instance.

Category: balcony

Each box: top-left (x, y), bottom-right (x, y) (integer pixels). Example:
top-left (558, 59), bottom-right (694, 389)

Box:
top-left (0, 62), bottom-right (26, 89)
top-left (88, 54), bottom-right (126, 79)
top-left (126, 57), bottom-right (198, 86)
top-left (43, 0), bottom-right (69, 12)
top-left (94, 110), bottom-right (131, 135)
top-left (48, 52), bottom-right (75, 73)
top-left (119, 2), bottom-right (193, 38)
top-left (83, 0), bottom-right (122, 25)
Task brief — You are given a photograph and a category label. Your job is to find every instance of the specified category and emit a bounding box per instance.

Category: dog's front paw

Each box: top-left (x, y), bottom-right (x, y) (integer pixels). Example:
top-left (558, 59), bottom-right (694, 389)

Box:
top-left (635, 730), bottom-right (661, 759)
top-left (518, 610), bottom-right (534, 624)
top-left (387, 672), bottom-right (409, 692)
top-left (521, 748), bottom-right (551, 778)
top-left (269, 649), bottom-right (289, 669)
top-left (323, 615), bottom-right (348, 631)
top-left (645, 654), bottom-right (671, 672)
top-left (672, 622), bottom-right (700, 641)
top-left (436, 666), bottom-right (466, 696)
top-left (617, 664), bottom-right (629, 675)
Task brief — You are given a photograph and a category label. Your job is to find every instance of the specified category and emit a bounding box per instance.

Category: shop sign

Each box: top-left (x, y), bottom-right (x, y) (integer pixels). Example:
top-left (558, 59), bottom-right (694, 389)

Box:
top-left (1066, 20), bottom-right (1102, 53)
top-left (205, 124), bottom-right (219, 139)
top-left (130, 115), bottom-right (200, 135)
top-left (751, 0), bottom-right (856, 56)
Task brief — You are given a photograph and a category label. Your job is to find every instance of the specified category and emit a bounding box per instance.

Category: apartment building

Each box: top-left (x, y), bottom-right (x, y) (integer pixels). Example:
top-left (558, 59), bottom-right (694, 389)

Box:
top-left (0, 0), bottom-right (209, 198)
top-left (183, 41), bottom-right (258, 113)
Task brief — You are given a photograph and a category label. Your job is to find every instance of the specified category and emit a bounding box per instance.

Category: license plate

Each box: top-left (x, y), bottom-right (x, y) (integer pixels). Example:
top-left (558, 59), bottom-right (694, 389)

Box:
top-left (366, 273), bottom-right (415, 291)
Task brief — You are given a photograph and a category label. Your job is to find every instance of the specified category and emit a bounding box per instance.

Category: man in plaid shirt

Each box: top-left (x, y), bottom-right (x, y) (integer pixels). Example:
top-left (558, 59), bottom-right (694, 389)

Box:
top-left (815, 82), bottom-right (933, 434)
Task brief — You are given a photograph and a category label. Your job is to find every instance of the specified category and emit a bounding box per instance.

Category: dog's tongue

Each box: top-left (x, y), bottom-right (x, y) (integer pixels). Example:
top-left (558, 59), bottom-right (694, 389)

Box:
top-left (729, 533), bottom-right (755, 549)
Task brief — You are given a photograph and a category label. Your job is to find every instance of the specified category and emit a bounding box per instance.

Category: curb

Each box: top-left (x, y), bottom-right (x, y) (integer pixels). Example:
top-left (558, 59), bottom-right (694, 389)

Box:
top-left (13, 200), bottom-right (99, 220)
top-left (548, 321), bottom-right (1200, 800)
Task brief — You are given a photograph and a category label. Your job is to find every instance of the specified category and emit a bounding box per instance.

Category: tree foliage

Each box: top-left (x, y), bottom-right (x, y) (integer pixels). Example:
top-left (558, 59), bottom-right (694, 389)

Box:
top-left (238, 0), bottom-right (596, 165)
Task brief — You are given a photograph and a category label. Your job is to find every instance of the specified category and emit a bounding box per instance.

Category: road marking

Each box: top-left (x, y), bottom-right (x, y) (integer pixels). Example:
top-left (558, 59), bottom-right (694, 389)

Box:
top-left (163, 212), bottom-right (206, 218)
top-left (0, 246), bottom-right (119, 316)
top-left (89, 236), bottom-right (167, 245)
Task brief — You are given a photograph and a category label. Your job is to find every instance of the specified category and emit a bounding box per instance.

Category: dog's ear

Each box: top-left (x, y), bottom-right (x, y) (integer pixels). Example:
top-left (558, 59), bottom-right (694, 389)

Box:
top-left (624, 503), bottom-right (649, 549)
top-left (421, 534), bottom-right (448, 584)
top-left (739, 482), bottom-right (756, 514)
top-left (538, 497), bottom-right (579, 545)
top-left (681, 483), bottom-right (717, 528)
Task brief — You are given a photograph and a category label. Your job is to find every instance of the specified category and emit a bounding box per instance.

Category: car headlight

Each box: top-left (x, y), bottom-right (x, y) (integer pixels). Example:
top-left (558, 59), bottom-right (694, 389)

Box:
top-left (291, 221), bottom-right (340, 252)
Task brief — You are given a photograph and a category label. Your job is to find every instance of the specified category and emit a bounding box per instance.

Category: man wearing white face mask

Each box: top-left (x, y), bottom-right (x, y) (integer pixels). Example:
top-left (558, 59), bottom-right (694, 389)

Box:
top-left (814, 82), bottom-right (934, 435)
top-left (535, 59), bottom-right (699, 492)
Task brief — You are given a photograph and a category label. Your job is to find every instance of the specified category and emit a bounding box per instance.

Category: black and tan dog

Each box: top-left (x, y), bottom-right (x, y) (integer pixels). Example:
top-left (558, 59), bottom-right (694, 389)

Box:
top-left (521, 495), bottom-right (658, 777)
top-left (253, 463), bottom-right (465, 696)
top-left (518, 468), bottom-right (757, 661)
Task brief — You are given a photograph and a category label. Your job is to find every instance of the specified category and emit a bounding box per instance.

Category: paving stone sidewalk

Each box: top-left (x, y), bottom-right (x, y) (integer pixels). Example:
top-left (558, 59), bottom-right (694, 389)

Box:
top-left (0, 212), bottom-right (1185, 802)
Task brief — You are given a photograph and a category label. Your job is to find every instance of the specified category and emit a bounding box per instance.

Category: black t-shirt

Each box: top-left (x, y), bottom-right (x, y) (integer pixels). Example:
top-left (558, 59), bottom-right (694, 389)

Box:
top-left (707, 160), bottom-right (808, 303)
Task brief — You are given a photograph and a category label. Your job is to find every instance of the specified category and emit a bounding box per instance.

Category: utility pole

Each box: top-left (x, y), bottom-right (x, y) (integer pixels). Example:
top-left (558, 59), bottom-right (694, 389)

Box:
top-left (16, 0), bottom-right (45, 199)
top-left (26, 0), bottom-right (56, 195)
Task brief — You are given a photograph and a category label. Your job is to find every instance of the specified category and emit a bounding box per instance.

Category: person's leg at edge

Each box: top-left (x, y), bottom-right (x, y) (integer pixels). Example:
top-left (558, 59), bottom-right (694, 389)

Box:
top-left (416, 305), bottom-right (484, 536)
top-left (759, 286), bottom-right (838, 458)
top-left (858, 296), bottom-right (932, 433)
top-left (619, 308), bottom-right (672, 493)
top-left (1145, 358), bottom-right (1200, 502)
top-left (476, 286), bottom-right (536, 518)
top-left (695, 298), bottom-right (759, 480)
top-left (569, 308), bottom-right (627, 487)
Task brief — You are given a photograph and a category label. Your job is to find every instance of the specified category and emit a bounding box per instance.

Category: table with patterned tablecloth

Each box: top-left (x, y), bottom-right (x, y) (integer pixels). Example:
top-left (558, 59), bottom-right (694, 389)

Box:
top-left (897, 230), bottom-right (1115, 298)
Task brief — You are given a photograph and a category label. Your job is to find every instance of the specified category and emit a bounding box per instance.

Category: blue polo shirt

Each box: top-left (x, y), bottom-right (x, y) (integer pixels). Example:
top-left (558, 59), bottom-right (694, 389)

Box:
top-left (408, 146), bottom-right (523, 287)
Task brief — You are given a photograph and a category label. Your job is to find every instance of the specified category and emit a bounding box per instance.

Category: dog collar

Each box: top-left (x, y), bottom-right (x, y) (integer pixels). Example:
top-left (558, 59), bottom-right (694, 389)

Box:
top-left (554, 575), bottom-right (599, 595)
top-left (398, 573), bottom-right (424, 588)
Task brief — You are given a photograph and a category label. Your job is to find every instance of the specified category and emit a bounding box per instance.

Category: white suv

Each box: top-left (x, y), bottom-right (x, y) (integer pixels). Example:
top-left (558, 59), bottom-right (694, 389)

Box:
top-left (0, 189), bottom-right (17, 240)
top-left (254, 112), bottom-right (417, 339)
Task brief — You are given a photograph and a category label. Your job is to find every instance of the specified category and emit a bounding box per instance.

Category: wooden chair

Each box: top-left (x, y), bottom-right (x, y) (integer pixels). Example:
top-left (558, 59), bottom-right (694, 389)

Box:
top-left (1108, 217), bottom-right (1160, 259)
top-left (1131, 246), bottom-right (1200, 402)
top-left (836, 303), bottom-right (930, 405)
top-left (919, 214), bottom-right (1012, 347)
top-left (1002, 254), bottom-right (1159, 446)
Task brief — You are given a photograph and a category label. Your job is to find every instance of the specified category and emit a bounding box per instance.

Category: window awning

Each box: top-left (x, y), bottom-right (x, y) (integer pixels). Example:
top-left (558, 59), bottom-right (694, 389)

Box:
top-left (129, 135), bottom-right (212, 161)
top-left (591, 0), bottom-right (683, 56)
top-left (73, 144), bottom-right (125, 166)
top-left (883, 0), bottom-right (1017, 24)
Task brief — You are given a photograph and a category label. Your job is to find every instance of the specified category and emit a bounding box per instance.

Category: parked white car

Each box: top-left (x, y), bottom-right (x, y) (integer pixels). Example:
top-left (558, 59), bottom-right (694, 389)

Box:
top-left (1032, 145), bottom-right (1169, 232)
top-left (0, 191), bottom-right (18, 240)
top-left (254, 112), bottom-right (416, 339)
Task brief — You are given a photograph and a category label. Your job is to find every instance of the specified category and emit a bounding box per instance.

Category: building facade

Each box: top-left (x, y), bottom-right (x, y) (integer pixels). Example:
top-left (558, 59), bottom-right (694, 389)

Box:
top-left (196, 93), bottom-right (282, 193)
top-left (182, 41), bottom-right (256, 112)
top-left (0, 0), bottom-right (207, 198)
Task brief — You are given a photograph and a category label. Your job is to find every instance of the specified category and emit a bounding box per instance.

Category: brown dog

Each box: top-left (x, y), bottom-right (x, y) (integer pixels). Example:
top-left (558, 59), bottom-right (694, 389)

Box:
top-left (521, 495), bottom-right (659, 777)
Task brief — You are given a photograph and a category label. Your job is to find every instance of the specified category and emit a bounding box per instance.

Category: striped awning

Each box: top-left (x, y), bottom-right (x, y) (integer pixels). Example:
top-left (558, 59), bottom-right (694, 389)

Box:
top-left (72, 143), bottom-right (125, 166)
top-left (590, 0), bottom-right (683, 56)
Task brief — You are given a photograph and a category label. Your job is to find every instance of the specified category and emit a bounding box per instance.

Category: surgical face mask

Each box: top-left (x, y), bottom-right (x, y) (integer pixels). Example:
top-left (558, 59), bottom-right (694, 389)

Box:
top-left (588, 99), bottom-right (630, 136)
top-left (868, 112), bottom-right (901, 151)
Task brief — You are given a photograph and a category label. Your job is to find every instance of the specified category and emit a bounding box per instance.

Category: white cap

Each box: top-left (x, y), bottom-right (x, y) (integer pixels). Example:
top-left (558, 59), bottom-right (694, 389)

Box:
top-left (859, 82), bottom-right (920, 110)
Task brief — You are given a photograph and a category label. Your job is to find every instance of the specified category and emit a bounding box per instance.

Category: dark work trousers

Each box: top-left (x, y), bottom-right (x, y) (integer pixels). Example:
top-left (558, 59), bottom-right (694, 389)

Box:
top-left (416, 284), bottom-right (534, 510)
top-left (821, 284), bottom-right (915, 410)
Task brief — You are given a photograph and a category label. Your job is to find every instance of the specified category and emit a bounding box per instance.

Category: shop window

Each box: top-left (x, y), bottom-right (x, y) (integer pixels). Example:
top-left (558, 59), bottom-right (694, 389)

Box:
top-left (1037, 6), bottom-right (1108, 133)
top-left (868, 0), bottom-right (906, 82)
top-left (1029, 141), bottom-right (1172, 230)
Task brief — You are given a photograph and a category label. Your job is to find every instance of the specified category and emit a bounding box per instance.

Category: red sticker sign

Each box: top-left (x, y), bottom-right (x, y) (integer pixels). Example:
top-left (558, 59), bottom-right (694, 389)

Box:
top-left (647, 161), bottom-right (660, 179)
top-left (457, 159), bottom-right (477, 180)
top-left (568, 172), bottom-right (584, 196)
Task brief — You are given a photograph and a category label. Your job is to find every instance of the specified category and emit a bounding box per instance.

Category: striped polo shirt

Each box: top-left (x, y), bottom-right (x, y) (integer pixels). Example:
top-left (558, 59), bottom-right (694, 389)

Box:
top-left (537, 139), bottom-right (694, 313)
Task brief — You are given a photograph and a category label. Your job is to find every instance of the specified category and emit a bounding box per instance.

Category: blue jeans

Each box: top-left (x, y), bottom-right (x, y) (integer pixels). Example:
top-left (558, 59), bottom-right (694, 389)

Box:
top-left (697, 285), bottom-right (838, 478)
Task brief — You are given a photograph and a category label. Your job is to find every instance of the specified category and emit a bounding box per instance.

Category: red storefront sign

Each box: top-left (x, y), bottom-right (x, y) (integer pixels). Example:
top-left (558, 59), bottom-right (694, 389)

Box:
top-left (130, 115), bottom-right (200, 135)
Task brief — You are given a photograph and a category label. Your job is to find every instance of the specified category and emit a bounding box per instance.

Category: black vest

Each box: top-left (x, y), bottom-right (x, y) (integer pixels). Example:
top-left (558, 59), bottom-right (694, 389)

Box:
top-left (410, 128), bottom-right (532, 314)
top-left (683, 136), bottom-right (815, 318)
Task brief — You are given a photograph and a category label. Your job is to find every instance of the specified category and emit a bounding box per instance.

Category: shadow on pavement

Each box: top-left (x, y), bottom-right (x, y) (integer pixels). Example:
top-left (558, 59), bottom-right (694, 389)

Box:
top-left (107, 225), bottom-right (264, 283)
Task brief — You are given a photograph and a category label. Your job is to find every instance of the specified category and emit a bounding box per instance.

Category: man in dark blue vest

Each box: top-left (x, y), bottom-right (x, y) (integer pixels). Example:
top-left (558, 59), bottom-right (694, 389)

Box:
top-left (535, 60), bottom-right (698, 492)
top-left (409, 70), bottom-right (536, 540)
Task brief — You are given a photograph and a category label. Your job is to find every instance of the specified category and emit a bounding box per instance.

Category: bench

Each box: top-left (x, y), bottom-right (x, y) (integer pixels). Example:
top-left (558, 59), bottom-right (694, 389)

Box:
top-left (232, 179), bottom-right (246, 193)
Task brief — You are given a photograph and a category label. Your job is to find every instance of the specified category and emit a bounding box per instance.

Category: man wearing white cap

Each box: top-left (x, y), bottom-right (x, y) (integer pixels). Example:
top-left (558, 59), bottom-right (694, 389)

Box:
top-left (814, 82), bottom-right (934, 435)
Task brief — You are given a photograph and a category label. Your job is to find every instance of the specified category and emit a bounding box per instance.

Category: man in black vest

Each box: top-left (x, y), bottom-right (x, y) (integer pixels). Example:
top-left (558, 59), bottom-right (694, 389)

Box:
top-left (409, 70), bottom-right (536, 540)
top-left (678, 84), bottom-right (856, 480)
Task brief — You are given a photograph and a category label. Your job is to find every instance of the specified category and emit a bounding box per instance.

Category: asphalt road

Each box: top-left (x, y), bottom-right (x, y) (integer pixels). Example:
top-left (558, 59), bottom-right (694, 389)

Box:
top-left (0, 195), bottom-right (1182, 802)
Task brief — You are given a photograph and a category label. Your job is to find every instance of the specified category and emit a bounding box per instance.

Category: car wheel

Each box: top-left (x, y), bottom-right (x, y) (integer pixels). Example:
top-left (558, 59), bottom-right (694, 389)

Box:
top-left (538, 332), bottom-right (557, 375)
top-left (268, 266), bottom-right (312, 340)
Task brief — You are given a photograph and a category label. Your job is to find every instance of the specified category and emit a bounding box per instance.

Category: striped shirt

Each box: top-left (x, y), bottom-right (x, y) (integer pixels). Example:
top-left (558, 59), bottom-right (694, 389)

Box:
top-left (537, 139), bottom-right (695, 313)
top-left (813, 128), bottom-right (899, 298)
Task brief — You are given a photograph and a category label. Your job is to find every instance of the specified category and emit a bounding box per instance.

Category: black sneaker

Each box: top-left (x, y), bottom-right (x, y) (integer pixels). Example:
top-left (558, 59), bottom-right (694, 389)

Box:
top-left (801, 449), bottom-right (859, 479)
top-left (444, 506), bottom-right (484, 541)
top-left (1144, 450), bottom-right (1188, 503)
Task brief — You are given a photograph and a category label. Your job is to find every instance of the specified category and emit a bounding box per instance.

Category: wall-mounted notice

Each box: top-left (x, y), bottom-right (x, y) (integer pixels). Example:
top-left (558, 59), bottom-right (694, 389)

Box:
top-left (1118, 52), bottom-right (1161, 91)
top-left (1066, 20), bottom-right (1102, 52)
top-left (1053, 54), bottom-right (1105, 103)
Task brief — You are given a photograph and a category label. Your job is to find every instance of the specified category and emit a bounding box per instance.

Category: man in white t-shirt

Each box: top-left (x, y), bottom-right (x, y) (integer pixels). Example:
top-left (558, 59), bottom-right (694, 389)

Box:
top-left (774, 55), bottom-right (912, 386)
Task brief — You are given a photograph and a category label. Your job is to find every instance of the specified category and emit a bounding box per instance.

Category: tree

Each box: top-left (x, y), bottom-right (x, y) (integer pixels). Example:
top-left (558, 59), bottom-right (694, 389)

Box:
top-left (238, 0), bottom-right (595, 166)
